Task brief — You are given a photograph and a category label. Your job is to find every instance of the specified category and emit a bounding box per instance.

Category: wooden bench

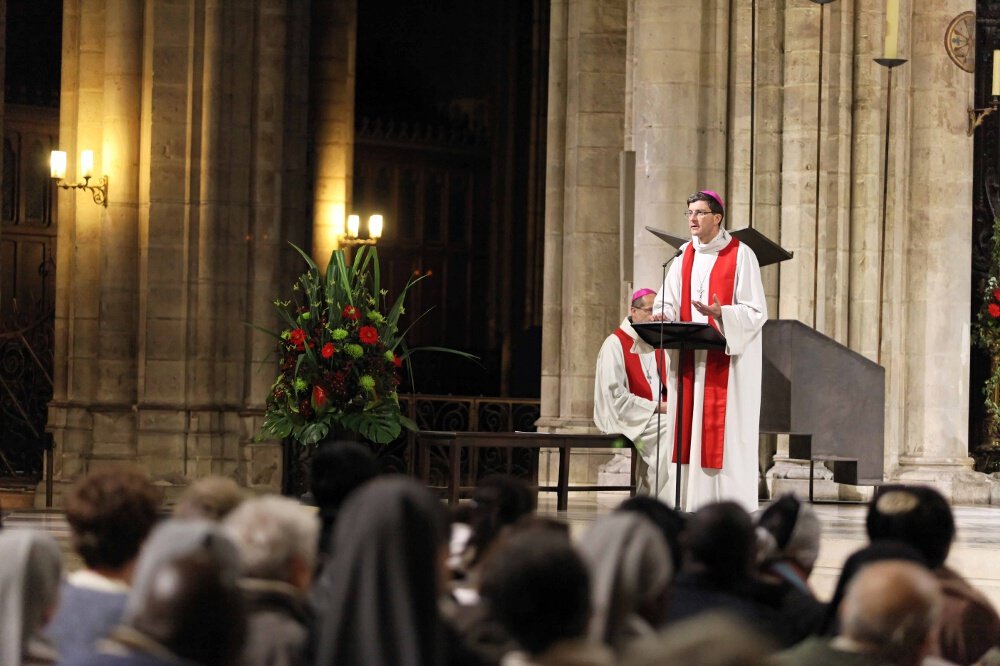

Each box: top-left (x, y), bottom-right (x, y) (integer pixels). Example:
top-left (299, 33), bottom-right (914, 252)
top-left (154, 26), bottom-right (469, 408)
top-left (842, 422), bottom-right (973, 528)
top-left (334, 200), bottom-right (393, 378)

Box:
top-left (414, 431), bottom-right (638, 510)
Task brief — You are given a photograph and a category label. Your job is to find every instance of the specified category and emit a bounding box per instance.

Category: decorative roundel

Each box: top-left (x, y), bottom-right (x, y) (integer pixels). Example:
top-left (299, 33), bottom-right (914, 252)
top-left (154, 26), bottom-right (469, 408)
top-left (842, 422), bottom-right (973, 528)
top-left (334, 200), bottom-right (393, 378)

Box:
top-left (946, 11), bottom-right (976, 74)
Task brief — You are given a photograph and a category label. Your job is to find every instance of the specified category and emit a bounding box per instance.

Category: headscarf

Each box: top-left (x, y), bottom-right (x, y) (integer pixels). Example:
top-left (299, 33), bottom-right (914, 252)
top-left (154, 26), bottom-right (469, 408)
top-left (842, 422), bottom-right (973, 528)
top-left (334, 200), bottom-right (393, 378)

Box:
top-left (0, 529), bottom-right (62, 666)
top-left (577, 513), bottom-right (673, 653)
top-left (120, 518), bottom-right (245, 666)
top-left (755, 493), bottom-right (821, 573)
top-left (311, 476), bottom-right (449, 666)
top-left (124, 518), bottom-right (241, 623)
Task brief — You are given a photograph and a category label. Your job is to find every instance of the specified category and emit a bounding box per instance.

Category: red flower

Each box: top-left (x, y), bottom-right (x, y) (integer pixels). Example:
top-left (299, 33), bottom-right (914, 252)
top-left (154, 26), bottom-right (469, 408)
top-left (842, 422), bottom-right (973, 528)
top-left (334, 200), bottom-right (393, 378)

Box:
top-left (342, 305), bottom-right (360, 321)
top-left (990, 303), bottom-right (1000, 318)
top-left (993, 289), bottom-right (1000, 302)
top-left (359, 326), bottom-right (379, 345)
top-left (321, 342), bottom-right (335, 359)
top-left (289, 328), bottom-right (307, 349)
top-left (312, 385), bottom-right (328, 409)
top-left (392, 354), bottom-right (402, 368)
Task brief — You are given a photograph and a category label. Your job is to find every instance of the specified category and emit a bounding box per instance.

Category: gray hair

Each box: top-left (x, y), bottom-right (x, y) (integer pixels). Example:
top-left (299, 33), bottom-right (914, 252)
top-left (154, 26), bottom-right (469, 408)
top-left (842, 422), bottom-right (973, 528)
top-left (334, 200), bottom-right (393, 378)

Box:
top-left (223, 495), bottom-right (319, 582)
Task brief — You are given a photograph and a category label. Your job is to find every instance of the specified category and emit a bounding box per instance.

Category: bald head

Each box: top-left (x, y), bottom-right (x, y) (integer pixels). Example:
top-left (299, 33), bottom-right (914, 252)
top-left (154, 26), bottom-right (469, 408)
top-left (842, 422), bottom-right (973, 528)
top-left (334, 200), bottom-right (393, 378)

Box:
top-left (839, 560), bottom-right (941, 666)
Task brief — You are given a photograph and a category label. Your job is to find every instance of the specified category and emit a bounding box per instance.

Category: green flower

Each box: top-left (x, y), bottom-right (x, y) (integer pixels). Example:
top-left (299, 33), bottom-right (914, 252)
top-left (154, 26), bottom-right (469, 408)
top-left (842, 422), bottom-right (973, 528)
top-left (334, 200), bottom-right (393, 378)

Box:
top-left (367, 311), bottom-right (385, 325)
top-left (358, 375), bottom-right (376, 393)
top-left (280, 330), bottom-right (290, 340)
top-left (331, 328), bottom-right (348, 341)
top-left (346, 343), bottom-right (364, 359)
top-left (383, 350), bottom-right (395, 363)
top-left (294, 377), bottom-right (308, 392)
top-left (300, 312), bottom-right (311, 321)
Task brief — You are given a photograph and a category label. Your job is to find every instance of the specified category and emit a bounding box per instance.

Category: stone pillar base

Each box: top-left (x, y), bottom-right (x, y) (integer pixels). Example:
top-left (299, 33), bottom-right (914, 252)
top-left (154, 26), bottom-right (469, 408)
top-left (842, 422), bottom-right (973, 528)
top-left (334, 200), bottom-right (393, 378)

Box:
top-left (766, 456), bottom-right (846, 502)
top-left (893, 457), bottom-right (999, 505)
top-left (46, 403), bottom-right (280, 508)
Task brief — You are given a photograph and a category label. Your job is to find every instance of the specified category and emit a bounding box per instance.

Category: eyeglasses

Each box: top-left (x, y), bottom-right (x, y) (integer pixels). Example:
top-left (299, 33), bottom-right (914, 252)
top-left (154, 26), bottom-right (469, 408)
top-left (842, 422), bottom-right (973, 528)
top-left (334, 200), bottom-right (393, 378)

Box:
top-left (684, 209), bottom-right (716, 219)
top-left (632, 306), bottom-right (654, 313)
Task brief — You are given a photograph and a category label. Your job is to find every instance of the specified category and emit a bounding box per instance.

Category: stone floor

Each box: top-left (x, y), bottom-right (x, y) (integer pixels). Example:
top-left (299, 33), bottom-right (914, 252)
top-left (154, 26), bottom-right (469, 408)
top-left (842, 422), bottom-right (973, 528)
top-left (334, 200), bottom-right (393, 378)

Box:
top-left (6, 491), bottom-right (1000, 609)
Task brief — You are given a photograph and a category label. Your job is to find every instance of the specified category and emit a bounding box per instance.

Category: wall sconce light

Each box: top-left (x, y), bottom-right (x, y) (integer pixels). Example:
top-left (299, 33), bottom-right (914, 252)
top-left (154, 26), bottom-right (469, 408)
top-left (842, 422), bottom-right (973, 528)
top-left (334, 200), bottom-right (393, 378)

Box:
top-left (50, 150), bottom-right (109, 207)
top-left (969, 50), bottom-right (1000, 136)
top-left (340, 213), bottom-right (384, 246)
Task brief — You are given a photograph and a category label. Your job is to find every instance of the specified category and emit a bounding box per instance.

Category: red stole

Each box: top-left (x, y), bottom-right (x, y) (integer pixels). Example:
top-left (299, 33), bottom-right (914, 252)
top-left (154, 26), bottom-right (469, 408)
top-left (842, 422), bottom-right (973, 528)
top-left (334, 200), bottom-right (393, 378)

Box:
top-left (613, 327), bottom-right (666, 401)
top-left (674, 237), bottom-right (739, 469)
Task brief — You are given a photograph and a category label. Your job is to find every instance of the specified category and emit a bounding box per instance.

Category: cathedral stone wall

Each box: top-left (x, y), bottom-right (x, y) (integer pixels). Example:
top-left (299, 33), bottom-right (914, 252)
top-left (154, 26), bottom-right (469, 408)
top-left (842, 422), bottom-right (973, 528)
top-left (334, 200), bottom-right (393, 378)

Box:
top-left (46, 0), bottom-right (325, 505)
top-left (540, 0), bottom-right (993, 501)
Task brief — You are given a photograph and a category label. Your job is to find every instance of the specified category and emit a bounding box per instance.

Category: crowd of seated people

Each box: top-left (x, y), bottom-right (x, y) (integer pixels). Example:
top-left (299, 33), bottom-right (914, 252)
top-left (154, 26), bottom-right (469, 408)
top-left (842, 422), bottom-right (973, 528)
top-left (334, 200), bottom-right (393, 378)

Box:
top-left (2, 446), bottom-right (1000, 666)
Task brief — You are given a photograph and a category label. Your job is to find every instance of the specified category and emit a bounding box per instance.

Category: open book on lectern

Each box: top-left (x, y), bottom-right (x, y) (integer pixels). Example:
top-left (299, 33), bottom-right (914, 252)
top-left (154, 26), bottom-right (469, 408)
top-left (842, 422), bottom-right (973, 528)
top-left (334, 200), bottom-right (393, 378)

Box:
top-left (631, 321), bottom-right (727, 351)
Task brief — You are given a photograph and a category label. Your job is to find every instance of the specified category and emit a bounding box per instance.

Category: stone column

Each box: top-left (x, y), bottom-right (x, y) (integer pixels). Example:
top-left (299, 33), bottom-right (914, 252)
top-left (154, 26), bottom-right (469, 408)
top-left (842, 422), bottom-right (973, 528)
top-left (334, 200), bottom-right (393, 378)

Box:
top-left (631, 0), bottom-right (731, 291)
top-left (48, 0), bottom-right (314, 504)
top-left (776, 0), bottom-right (810, 324)
top-left (894, 0), bottom-right (984, 501)
top-left (48, 0), bottom-right (143, 487)
top-left (310, 0), bottom-right (356, 266)
top-left (538, 0), bottom-right (627, 437)
top-left (538, 0), bottom-right (567, 433)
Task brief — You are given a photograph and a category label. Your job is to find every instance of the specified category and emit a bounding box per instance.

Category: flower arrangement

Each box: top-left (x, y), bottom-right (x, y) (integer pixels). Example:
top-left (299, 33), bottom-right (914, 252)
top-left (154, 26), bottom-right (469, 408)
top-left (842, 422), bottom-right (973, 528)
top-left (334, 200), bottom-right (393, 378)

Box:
top-left (976, 218), bottom-right (1000, 442)
top-left (258, 244), bottom-right (431, 445)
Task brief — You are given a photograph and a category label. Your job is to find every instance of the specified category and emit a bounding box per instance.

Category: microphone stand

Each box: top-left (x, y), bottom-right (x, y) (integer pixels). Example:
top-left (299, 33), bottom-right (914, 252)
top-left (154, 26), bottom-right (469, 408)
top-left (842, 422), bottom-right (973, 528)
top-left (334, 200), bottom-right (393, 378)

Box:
top-left (654, 247), bottom-right (683, 505)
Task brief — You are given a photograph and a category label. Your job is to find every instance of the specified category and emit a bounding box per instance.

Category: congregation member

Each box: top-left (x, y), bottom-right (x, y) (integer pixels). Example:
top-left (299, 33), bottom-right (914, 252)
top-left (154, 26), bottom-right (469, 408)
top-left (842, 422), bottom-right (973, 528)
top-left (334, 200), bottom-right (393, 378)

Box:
top-left (449, 474), bottom-right (535, 593)
top-left (224, 495), bottom-right (318, 666)
top-left (306, 439), bottom-right (378, 566)
top-left (46, 468), bottom-right (161, 661)
top-left (65, 519), bottom-right (246, 666)
top-left (773, 560), bottom-right (941, 666)
top-left (310, 476), bottom-right (482, 666)
top-left (754, 493), bottom-right (826, 641)
top-left (616, 495), bottom-right (687, 572)
top-left (0, 530), bottom-right (62, 666)
top-left (646, 190), bottom-right (767, 511)
top-left (820, 541), bottom-right (929, 637)
top-left (172, 475), bottom-right (248, 521)
top-left (594, 287), bottom-right (670, 496)
top-left (445, 513), bottom-right (575, 665)
top-left (577, 512), bottom-right (672, 656)
top-left (479, 527), bottom-right (613, 666)
top-left (866, 485), bottom-right (1000, 665)
top-left (665, 501), bottom-right (785, 644)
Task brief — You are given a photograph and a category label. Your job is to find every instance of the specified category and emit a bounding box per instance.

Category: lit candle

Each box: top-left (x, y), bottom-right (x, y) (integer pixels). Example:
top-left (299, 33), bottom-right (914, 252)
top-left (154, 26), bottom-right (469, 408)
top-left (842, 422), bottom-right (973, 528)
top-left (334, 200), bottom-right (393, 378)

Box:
top-left (50, 150), bottom-right (67, 180)
top-left (80, 150), bottom-right (94, 179)
top-left (993, 51), bottom-right (1000, 97)
top-left (883, 0), bottom-right (899, 59)
top-left (368, 214), bottom-right (384, 239)
top-left (347, 214), bottom-right (360, 238)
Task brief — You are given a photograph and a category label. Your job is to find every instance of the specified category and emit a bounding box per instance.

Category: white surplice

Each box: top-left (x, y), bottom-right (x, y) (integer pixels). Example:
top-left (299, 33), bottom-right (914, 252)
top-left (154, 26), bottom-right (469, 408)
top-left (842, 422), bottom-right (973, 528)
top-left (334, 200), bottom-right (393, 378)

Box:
top-left (643, 228), bottom-right (768, 512)
top-left (593, 318), bottom-right (674, 497)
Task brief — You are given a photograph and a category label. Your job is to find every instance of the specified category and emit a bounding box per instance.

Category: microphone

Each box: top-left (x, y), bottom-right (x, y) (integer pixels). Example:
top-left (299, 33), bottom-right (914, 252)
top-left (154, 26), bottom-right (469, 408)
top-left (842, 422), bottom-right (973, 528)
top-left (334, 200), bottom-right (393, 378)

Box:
top-left (662, 247), bottom-right (683, 268)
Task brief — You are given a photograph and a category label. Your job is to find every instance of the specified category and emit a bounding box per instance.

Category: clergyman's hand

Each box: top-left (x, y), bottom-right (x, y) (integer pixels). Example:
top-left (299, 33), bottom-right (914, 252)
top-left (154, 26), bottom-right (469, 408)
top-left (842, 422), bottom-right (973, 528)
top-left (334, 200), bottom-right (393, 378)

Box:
top-left (692, 294), bottom-right (723, 320)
